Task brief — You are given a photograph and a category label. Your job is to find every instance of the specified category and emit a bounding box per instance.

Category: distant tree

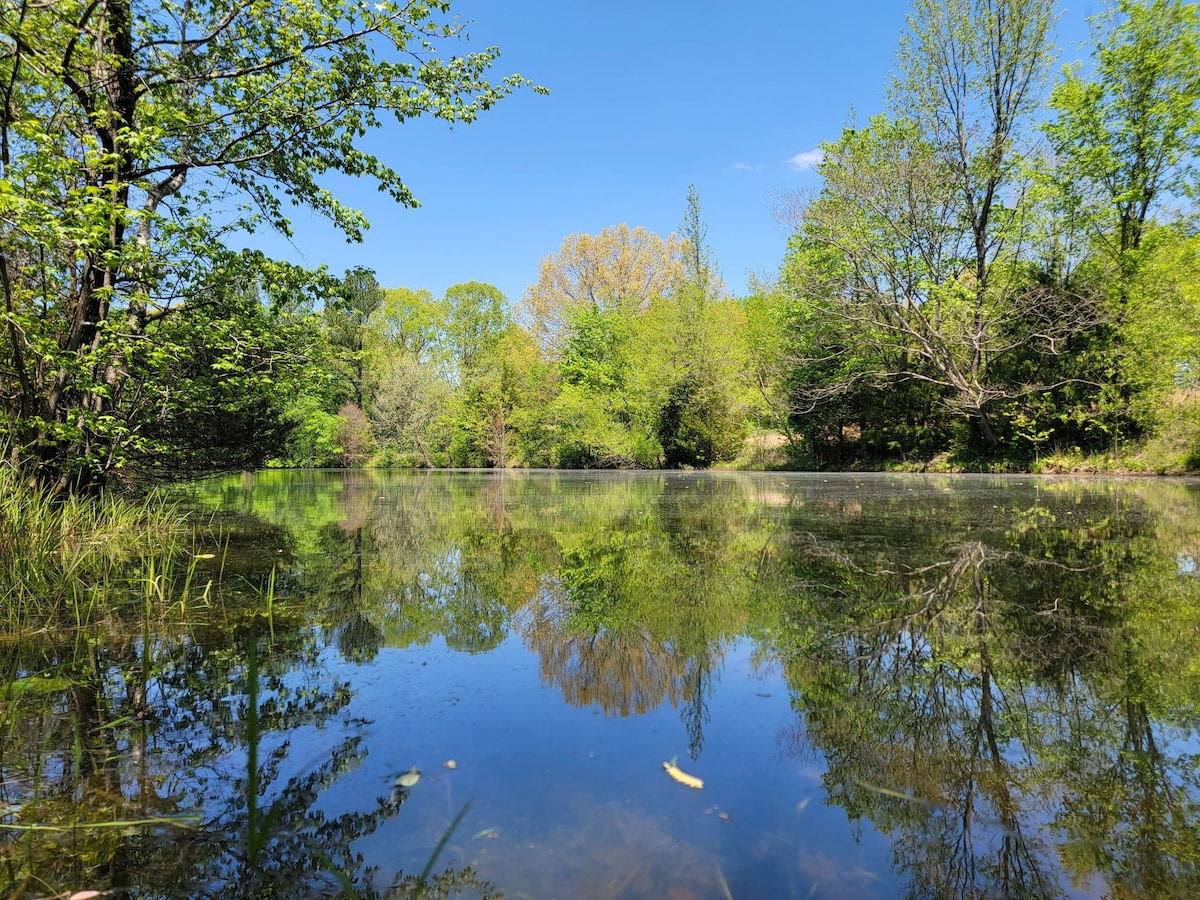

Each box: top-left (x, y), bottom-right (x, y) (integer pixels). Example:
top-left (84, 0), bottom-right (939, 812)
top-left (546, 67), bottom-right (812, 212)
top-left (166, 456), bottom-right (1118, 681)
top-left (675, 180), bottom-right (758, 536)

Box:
top-left (371, 287), bottom-right (447, 363)
top-left (371, 356), bottom-right (450, 468)
top-left (336, 403), bottom-right (374, 467)
top-left (521, 225), bottom-right (685, 355)
top-left (443, 281), bottom-right (508, 378)
top-left (326, 268), bottom-right (385, 409)
top-left (678, 184), bottom-right (721, 301)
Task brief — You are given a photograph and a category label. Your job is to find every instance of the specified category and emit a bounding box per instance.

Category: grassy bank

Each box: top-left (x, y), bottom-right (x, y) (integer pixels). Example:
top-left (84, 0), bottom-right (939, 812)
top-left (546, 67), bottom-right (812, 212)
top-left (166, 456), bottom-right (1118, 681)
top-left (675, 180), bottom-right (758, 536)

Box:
top-left (0, 465), bottom-right (193, 617)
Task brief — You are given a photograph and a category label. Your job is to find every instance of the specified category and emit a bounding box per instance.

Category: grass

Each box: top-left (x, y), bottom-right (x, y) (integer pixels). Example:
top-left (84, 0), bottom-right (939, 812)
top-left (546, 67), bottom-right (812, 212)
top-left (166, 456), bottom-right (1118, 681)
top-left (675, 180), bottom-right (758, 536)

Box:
top-left (0, 463), bottom-right (193, 620)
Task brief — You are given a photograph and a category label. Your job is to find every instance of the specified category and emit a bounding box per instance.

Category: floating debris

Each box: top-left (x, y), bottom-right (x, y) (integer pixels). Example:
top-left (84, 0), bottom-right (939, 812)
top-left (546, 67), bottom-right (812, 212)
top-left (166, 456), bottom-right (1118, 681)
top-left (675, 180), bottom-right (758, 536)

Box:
top-left (663, 757), bottom-right (703, 790)
top-left (194, 553), bottom-right (216, 559)
top-left (442, 759), bottom-right (457, 769)
top-left (394, 766), bottom-right (421, 788)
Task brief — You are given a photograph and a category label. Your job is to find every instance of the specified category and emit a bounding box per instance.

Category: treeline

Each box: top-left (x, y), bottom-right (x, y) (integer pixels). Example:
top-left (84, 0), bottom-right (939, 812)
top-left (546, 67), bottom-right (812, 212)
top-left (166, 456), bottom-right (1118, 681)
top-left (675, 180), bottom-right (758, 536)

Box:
top-left (154, 0), bottom-right (1200, 476)
top-left (3, 0), bottom-right (1200, 492)
top-left (281, 204), bottom-right (758, 469)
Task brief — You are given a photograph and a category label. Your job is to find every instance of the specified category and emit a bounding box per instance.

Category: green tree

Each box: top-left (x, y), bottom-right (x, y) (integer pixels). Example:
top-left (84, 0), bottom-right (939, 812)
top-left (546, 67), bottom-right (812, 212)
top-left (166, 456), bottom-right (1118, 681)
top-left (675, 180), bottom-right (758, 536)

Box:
top-left (547, 303), bottom-right (661, 467)
top-left (1039, 0), bottom-right (1200, 452)
top-left (0, 0), bottom-right (538, 492)
top-left (1044, 0), bottom-right (1200, 262)
top-left (325, 267), bottom-right (385, 409)
top-left (443, 281), bottom-right (508, 379)
top-left (448, 323), bottom-right (541, 467)
top-left (788, 1), bottom-right (1094, 458)
top-left (372, 286), bottom-right (447, 362)
top-left (648, 186), bottom-right (748, 467)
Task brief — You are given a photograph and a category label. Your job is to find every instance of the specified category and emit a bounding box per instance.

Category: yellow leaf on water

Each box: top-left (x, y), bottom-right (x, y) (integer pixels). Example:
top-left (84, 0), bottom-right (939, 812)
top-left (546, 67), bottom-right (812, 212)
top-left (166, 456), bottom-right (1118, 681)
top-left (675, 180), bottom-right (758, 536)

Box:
top-left (663, 759), bottom-right (703, 790)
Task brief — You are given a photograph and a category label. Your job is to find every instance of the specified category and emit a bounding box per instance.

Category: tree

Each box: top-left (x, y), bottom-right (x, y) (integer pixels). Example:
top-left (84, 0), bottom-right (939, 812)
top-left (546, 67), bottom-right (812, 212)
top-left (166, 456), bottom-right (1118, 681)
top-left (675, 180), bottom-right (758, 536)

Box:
top-left (641, 188), bottom-right (748, 467)
top-left (521, 224), bottom-right (685, 355)
top-left (324, 267), bottom-right (385, 409)
top-left (371, 286), bottom-right (447, 363)
top-left (122, 271), bottom-right (316, 479)
top-left (443, 280), bottom-right (508, 379)
top-left (678, 184), bottom-right (721, 301)
top-left (1044, 0), bottom-right (1200, 262)
top-left (370, 354), bottom-right (450, 467)
top-left (335, 402), bottom-right (373, 466)
top-left (447, 323), bottom-right (540, 467)
top-left (791, 0), bottom-right (1081, 452)
top-left (0, 0), bottom-right (538, 492)
top-left (1035, 0), bottom-right (1200, 447)
top-left (546, 303), bottom-right (661, 468)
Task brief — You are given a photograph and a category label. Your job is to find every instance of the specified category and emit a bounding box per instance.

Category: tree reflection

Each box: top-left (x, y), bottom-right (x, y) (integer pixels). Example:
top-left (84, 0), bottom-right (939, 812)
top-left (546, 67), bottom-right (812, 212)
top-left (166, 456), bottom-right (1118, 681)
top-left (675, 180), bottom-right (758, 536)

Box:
top-left (0, 618), bottom-right (494, 898)
top-left (168, 471), bottom-right (1200, 897)
top-left (523, 582), bottom-right (691, 716)
top-left (772, 480), bottom-right (1200, 898)
top-left (516, 480), bottom-right (752, 730)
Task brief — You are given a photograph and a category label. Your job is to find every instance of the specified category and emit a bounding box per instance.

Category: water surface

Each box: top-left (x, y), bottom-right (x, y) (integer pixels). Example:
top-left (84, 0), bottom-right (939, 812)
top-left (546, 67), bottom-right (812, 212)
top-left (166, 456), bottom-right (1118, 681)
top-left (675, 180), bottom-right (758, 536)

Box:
top-left (4, 471), bottom-right (1200, 898)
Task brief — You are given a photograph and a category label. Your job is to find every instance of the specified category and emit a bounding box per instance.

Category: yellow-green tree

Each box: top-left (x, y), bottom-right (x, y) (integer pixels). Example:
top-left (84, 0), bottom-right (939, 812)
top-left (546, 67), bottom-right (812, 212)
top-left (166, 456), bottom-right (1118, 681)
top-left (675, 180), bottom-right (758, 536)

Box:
top-left (521, 224), bottom-right (685, 355)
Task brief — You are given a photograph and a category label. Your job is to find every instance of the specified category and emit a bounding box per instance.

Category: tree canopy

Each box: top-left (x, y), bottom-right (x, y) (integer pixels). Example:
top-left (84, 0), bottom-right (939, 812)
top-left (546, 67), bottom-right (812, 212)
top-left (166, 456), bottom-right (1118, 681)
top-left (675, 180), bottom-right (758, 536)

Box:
top-left (4, 0), bottom-right (1199, 485)
top-left (0, 0), bottom-right (540, 492)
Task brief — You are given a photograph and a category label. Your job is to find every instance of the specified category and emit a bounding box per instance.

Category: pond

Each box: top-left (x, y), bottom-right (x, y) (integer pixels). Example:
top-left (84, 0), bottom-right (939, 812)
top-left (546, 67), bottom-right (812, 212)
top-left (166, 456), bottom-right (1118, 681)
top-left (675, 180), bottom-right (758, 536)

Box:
top-left (4, 470), bottom-right (1200, 898)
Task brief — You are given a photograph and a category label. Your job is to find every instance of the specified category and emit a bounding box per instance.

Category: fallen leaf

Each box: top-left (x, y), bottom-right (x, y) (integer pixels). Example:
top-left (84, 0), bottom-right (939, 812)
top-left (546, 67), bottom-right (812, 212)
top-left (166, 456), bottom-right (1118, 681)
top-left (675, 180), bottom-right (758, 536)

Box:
top-left (663, 758), bottom-right (703, 790)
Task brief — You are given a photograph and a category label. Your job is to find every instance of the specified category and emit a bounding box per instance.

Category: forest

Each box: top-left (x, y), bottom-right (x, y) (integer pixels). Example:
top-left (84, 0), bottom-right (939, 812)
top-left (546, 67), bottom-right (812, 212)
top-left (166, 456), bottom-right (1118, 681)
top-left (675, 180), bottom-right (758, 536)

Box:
top-left (2, 0), bottom-right (1200, 495)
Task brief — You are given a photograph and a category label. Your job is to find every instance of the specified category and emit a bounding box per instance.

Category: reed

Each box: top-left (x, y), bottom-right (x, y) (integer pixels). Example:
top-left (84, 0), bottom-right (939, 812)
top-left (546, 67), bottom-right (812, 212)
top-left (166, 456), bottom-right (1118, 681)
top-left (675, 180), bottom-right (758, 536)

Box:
top-left (0, 463), bottom-right (191, 620)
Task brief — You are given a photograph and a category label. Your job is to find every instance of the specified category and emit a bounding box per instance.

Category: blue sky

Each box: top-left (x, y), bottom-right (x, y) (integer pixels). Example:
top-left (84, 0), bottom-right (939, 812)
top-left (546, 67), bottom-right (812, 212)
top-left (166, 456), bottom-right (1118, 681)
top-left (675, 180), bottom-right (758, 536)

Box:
top-left (244, 0), bottom-right (1096, 307)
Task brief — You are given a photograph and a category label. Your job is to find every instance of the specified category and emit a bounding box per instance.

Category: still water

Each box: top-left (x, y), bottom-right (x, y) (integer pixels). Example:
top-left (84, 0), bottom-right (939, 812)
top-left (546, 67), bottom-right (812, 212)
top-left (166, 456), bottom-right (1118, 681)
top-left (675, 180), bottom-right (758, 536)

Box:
top-left (5, 470), bottom-right (1200, 898)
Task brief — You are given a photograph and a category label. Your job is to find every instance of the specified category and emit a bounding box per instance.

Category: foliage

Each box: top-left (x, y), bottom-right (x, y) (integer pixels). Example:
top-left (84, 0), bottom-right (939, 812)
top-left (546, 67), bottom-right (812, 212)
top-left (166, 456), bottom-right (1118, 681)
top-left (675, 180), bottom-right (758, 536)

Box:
top-left (326, 267), bottom-right (386, 409)
top-left (281, 394), bottom-right (344, 468)
top-left (1044, 0), bottom-right (1200, 260)
top-left (521, 223), bottom-right (686, 355)
top-left (795, 0), bottom-right (1064, 448)
top-left (0, 0), bottom-right (539, 493)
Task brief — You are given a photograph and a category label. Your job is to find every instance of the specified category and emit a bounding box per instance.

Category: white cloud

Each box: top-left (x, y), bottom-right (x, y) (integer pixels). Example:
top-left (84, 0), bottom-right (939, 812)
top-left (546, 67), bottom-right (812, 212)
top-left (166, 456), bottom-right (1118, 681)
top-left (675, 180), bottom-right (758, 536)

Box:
top-left (787, 148), bottom-right (824, 171)
top-left (733, 161), bottom-right (763, 172)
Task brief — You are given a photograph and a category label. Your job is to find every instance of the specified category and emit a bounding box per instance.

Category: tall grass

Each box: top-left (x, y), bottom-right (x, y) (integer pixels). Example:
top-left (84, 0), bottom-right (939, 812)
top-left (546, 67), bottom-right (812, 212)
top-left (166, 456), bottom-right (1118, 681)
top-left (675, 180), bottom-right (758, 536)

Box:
top-left (0, 464), bottom-right (191, 619)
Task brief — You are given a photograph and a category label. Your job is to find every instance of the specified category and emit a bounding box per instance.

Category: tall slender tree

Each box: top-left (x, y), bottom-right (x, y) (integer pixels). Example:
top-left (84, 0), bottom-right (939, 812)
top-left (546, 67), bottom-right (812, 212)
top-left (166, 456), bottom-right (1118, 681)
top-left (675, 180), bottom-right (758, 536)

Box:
top-left (792, 0), bottom-right (1066, 449)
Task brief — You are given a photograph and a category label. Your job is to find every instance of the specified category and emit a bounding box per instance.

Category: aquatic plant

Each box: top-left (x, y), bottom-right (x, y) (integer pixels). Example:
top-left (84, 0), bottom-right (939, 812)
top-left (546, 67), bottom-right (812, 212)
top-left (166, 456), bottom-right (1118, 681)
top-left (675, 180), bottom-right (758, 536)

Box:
top-left (0, 462), bottom-right (191, 618)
